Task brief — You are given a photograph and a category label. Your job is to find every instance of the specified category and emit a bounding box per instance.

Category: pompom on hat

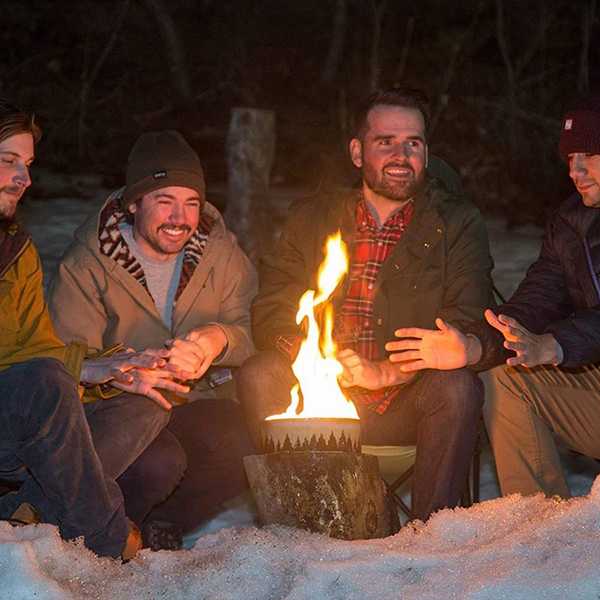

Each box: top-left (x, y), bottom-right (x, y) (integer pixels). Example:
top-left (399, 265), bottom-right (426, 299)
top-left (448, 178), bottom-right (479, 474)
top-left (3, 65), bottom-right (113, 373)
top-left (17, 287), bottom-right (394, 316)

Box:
top-left (122, 130), bottom-right (205, 209)
top-left (558, 95), bottom-right (600, 162)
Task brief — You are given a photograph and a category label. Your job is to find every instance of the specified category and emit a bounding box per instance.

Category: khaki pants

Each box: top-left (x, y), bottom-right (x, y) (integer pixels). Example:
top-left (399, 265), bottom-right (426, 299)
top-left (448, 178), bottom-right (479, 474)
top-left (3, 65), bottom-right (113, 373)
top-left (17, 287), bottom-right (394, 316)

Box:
top-left (483, 363), bottom-right (600, 498)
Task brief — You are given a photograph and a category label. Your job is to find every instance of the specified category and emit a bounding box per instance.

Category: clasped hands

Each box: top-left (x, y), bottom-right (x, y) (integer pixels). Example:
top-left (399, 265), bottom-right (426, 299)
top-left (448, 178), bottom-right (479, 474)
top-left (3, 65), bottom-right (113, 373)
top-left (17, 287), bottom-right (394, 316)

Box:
top-left (81, 325), bottom-right (227, 410)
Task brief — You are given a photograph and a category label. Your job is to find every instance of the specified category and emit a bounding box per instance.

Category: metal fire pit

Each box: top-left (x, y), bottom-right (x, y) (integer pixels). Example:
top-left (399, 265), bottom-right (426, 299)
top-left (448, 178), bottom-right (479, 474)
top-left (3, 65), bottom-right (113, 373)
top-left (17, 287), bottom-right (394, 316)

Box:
top-left (244, 416), bottom-right (399, 540)
top-left (261, 417), bottom-right (361, 453)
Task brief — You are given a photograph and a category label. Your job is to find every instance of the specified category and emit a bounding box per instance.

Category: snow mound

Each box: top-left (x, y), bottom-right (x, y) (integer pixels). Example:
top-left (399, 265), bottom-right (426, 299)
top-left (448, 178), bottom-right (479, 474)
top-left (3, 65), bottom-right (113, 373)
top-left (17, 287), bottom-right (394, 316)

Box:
top-left (3, 485), bottom-right (600, 599)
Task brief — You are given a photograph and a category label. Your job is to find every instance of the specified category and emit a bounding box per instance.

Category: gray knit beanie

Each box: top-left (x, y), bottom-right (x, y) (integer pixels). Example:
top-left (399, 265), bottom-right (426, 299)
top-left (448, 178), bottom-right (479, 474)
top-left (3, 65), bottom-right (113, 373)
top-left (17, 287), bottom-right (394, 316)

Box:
top-left (558, 95), bottom-right (600, 162)
top-left (122, 130), bottom-right (205, 208)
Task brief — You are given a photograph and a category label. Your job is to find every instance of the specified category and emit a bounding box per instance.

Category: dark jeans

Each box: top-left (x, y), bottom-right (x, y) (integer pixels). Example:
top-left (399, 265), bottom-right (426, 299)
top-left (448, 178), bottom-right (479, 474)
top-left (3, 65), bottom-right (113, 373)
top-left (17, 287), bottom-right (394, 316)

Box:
top-left (138, 398), bottom-right (254, 534)
top-left (0, 359), bottom-right (128, 557)
top-left (237, 350), bottom-right (483, 521)
top-left (83, 391), bottom-right (183, 528)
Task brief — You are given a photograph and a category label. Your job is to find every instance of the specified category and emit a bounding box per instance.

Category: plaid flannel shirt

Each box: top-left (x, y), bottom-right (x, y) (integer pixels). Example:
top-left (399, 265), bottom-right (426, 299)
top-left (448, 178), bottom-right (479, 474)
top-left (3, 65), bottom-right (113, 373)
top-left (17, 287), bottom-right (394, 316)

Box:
top-left (276, 195), bottom-right (415, 415)
top-left (335, 197), bottom-right (414, 414)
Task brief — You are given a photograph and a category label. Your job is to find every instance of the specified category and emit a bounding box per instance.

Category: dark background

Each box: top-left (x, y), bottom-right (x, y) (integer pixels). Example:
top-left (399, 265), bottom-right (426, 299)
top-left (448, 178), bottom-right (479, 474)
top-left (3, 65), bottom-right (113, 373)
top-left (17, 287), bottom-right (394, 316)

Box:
top-left (3, 0), bottom-right (599, 224)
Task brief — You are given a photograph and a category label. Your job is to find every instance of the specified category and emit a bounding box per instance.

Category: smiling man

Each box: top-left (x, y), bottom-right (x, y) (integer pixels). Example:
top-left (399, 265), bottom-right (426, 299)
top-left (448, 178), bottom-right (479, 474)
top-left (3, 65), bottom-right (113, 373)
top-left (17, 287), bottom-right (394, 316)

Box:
top-left (386, 94), bottom-right (600, 500)
top-left (49, 130), bottom-right (257, 549)
top-left (0, 101), bottom-right (202, 560)
top-left (238, 87), bottom-right (494, 522)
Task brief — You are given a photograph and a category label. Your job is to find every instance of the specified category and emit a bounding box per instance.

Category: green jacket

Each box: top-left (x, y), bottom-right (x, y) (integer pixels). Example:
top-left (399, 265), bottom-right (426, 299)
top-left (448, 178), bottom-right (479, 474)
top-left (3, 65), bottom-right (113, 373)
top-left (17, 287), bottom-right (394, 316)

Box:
top-left (0, 222), bottom-right (86, 380)
top-left (252, 179), bottom-right (495, 355)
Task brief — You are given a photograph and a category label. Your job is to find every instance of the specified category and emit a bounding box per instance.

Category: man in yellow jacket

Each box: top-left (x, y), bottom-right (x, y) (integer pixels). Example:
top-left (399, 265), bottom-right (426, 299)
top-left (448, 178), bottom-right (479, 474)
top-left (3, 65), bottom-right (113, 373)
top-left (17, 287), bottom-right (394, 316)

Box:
top-left (0, 99), bottom-right (188, 560)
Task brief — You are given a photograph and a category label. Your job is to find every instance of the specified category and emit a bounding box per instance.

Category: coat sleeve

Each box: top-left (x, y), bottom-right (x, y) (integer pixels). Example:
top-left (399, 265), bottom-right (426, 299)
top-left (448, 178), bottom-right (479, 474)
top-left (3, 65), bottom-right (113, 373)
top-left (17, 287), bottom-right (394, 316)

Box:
top-left (463, 214), bottom-right (580, 370)
top-left (209, 233), bottom-right (258, 367)
top-left (437, 204), bottom-right (495, 326)
top-left (0, 243), bottom-right (86, 380)
top-left (251, 205), bottom-right (312, 351)
top-left (49, 247), bottom-right (110, 354)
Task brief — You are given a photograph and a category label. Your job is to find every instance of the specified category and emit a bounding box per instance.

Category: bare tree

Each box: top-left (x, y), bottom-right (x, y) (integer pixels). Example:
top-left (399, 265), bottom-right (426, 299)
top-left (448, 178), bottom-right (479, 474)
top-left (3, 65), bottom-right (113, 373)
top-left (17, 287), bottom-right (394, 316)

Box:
top-left (579, 0), bottom-right (597, 94)
top-left (369, 0), bottom-right (388, 92)
top-left (142, 0), bottom-right (194, 111)
top-left (321, 0), bottom-right (348, 85)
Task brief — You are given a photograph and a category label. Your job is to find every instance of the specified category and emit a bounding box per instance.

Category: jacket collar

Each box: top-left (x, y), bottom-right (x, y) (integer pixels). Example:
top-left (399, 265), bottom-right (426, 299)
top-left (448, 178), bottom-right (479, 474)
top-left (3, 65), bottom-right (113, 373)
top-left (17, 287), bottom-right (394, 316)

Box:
top-left (96, 187), bottom-right (216, 302)
top-left (0, 221), bottom-right (31, 279)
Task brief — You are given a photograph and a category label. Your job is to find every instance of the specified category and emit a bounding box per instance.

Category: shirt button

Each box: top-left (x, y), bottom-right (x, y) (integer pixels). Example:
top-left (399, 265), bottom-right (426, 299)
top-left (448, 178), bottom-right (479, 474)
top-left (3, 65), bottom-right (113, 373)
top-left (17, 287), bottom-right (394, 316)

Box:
top-left (377, 242), bottom-right (383, 247)
top-left (368, 283), bottom-right (373, 290)
top-left (364, 320), bottom-right (370, 327)
top-left (424, 241), bottom-right (430, 248)
top-left (376, 318), bottom-right (383, 326)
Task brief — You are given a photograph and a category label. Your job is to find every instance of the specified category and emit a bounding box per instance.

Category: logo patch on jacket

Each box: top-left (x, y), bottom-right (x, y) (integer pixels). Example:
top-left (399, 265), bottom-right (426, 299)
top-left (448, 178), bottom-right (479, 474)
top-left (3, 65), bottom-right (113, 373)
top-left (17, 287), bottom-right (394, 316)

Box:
top-left (564, 119), bottom-right (573, 131)
top-left (153, 170), bottom-right (167, 179)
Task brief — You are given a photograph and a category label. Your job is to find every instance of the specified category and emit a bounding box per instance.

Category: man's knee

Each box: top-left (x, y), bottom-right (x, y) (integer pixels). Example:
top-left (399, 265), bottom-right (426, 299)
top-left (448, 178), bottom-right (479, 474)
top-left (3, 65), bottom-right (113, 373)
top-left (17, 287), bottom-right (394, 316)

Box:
top-left (236, 351), bottom-right (293, 407)
top-left (7, 358), bottom-right (81, 424)
top-left (420, 369), bottom-right (483, 422)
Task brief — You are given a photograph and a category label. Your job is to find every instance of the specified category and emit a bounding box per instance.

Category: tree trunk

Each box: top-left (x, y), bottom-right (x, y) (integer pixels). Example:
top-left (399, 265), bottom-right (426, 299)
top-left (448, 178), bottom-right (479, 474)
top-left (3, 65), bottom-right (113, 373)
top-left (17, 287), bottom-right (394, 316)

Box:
top-left (321, 0), bottom-right (348, 85)
top-left (244, 451), bottom-right (399, 540)
top-left (225, 108), bottom-right (276, 263)
top-left (142, 0), bottom-right (194, 111)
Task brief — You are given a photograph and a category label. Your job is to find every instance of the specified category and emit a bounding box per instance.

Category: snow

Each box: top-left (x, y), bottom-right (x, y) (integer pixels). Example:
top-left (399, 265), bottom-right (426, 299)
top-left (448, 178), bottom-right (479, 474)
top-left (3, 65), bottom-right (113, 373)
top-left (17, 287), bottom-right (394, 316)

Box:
top-left (4, 481), bottom-right (600, 599)
top-left (10, 188), bottom-right (600, 597)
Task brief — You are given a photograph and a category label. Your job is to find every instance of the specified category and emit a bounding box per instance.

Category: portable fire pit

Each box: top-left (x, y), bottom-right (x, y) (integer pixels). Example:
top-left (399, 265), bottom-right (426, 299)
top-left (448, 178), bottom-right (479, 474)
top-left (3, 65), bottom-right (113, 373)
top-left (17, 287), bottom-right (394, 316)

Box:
top-left (243, 232), bottom-right (398, 540)
top-left (244, 417), bottom-right (399, 540)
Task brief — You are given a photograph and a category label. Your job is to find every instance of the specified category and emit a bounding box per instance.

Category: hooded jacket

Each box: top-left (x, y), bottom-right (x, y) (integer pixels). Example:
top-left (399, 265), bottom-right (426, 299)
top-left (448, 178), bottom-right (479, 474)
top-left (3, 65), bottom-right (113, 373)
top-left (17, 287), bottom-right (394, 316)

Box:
top-left (49, 188), bottom-right (257, 400)
top-left (466, 193), bottom-right (600, 370)
top-left (0, 222), bottom-right (85, 378)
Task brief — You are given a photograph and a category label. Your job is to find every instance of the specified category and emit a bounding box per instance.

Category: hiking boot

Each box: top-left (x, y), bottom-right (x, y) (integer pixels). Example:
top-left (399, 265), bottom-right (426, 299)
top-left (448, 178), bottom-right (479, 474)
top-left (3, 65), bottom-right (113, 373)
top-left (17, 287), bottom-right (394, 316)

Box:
top-left (121, 519), bottom-right (143, 562)
top-left (141, 519), bottom-right (183, 551)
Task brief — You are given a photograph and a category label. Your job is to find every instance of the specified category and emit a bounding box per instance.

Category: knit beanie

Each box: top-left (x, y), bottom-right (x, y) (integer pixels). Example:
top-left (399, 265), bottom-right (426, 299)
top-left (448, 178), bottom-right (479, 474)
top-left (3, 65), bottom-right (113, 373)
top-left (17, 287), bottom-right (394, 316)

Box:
top-left (122, 130), bottom-right (205, 208)
top-left (558, 95), bottom-right (600, 162)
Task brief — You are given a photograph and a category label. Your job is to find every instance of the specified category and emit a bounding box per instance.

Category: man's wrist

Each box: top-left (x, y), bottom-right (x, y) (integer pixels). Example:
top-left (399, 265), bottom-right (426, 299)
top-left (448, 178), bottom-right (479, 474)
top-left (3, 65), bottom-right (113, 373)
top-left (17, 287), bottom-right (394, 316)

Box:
top-left (465, 334), bottom-right (482, 366)
top-left (544, 334), bottom-right (564, 366)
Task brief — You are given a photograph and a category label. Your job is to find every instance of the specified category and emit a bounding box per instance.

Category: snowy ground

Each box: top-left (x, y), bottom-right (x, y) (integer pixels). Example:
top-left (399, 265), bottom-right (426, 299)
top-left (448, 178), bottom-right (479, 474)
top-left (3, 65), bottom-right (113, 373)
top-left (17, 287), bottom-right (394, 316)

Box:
top-left (10, 181), bottom-right (600, 598)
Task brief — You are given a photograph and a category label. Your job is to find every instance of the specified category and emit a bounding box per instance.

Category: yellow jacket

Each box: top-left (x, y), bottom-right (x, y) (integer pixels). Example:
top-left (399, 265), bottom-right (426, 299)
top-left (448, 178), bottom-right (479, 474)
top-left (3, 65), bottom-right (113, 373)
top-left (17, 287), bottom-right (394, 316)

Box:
top-left (0, 224), bottom-right (86, 379)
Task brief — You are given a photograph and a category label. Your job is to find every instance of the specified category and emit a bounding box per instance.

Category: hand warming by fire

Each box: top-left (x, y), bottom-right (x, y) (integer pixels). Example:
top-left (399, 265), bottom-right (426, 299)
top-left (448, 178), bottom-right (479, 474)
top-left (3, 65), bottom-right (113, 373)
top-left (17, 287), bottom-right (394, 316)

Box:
top-left (267, 231), bottom-right (359, 422)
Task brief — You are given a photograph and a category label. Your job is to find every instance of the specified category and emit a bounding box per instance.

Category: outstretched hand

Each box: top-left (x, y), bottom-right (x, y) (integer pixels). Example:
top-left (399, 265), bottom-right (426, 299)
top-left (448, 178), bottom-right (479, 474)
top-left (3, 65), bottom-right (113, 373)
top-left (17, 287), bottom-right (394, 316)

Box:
top-left (484, 309), bottom-right (563, 368)
top-left (385, 318), bottom-right (480, 372)
top-left (337, 348), bottom-right (415, 389)
top-left (81, 348), bottom-right (189, 411)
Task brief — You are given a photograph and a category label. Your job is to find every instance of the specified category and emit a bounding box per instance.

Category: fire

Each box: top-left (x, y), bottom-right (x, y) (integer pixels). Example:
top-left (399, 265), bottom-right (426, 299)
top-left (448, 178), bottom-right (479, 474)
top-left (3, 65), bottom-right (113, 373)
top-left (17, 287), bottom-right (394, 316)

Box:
top-left (267, 231), bottom-right (359, 421)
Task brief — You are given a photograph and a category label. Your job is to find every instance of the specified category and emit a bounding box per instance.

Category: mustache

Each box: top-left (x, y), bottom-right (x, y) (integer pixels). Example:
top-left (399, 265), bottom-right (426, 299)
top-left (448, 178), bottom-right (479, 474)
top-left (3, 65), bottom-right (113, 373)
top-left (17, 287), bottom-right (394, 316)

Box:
top-left (383, 161), bottom-right (414, 172)
top-left (1, 185), bottom-right (25, 195)
top-left (158, 223), bottom-right (192, 233)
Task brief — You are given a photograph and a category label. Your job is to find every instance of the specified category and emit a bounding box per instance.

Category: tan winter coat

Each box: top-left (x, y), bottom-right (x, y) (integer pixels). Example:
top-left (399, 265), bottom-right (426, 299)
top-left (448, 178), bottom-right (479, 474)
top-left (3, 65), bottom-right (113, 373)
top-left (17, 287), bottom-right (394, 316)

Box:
top-left (49, 190), bottom-right (257, 401)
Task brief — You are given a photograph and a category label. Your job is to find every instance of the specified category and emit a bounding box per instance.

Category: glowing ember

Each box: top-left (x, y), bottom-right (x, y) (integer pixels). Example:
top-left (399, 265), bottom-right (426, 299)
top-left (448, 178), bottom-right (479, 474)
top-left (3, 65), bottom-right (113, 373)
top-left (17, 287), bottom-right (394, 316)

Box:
top-left (267, 231), bottom-right (359, 421)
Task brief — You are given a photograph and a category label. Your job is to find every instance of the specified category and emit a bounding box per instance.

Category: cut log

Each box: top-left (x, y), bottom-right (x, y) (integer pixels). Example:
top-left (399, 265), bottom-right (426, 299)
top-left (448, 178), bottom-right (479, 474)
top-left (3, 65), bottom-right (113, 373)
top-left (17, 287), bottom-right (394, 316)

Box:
top-left (244, 451), bottom-right (400, 540)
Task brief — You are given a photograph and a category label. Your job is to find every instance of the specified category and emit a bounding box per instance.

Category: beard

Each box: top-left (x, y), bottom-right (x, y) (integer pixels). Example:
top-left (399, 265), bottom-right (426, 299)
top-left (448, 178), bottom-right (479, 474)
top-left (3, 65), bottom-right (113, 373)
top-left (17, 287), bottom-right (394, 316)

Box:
top-left (0, 186), bottom-right (24, 222)
top-left (362, 161), bottom-right (425, 202)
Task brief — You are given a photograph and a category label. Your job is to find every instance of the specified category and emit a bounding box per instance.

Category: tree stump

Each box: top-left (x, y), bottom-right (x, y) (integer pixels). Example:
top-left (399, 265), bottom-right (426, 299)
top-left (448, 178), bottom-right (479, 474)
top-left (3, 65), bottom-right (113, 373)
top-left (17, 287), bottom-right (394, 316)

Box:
top-left (244, 451), bottom-right (400, 540)
top-left (225, 107), bottom-right (275, 263)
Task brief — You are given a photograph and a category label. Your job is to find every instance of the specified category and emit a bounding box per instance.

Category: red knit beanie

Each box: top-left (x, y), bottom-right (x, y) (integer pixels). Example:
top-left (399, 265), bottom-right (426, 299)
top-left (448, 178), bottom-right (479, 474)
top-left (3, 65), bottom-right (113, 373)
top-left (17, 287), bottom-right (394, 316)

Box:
top-left (558, 96), bottom-right (600, 162)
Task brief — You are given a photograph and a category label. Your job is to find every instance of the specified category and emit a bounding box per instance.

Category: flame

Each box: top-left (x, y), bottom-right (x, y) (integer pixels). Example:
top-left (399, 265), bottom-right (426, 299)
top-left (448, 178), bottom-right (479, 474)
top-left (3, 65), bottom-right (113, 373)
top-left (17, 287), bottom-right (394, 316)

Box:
top-left (267, 231), bottom-right (359, 421)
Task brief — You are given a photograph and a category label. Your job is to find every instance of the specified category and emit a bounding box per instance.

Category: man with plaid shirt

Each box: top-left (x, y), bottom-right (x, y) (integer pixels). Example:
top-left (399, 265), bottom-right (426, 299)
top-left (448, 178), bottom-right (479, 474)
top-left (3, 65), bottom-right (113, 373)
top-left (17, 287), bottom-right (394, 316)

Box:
top-left (238, 87), bottom-right (494, 521)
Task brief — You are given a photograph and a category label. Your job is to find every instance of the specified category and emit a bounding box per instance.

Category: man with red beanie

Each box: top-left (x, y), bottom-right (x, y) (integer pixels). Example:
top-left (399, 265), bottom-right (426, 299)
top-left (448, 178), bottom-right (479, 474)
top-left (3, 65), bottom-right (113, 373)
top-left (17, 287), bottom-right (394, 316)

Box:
top-left (386, 94), bottom-right (600, 499)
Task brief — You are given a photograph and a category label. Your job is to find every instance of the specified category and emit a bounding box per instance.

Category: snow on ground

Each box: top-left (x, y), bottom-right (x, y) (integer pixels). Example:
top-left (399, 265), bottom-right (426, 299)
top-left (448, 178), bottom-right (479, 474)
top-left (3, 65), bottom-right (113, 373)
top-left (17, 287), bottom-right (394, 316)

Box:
top-left (4, 482), bottom-right (600, 599)
top-left (11, 186), bottom-right (600, 598)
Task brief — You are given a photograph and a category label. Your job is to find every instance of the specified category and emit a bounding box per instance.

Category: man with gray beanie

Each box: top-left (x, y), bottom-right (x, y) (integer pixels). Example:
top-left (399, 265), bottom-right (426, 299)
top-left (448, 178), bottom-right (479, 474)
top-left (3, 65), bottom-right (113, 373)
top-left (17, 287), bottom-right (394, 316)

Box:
top-left (385, 94), bottom-right (600, 499)
top-left (49, 130), bottom-right (257, 549)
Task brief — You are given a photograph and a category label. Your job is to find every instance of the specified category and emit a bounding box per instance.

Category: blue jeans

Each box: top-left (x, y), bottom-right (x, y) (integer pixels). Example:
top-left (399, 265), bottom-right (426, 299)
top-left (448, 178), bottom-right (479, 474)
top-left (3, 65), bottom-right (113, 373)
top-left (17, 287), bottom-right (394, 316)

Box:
top-left (237, 350), bottom-right (483, 521)
top-left (0, 358), bottom-right (179, 556)
top-left (0, 358), bottom-right (128, 557)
